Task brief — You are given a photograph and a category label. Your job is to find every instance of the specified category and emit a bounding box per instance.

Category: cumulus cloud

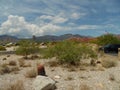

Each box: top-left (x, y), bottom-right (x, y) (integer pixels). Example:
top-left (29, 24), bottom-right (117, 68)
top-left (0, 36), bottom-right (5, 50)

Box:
top-left (0, 15), bottom-right (119, 38)
top-left (0, 15), bottom-right (63, 38)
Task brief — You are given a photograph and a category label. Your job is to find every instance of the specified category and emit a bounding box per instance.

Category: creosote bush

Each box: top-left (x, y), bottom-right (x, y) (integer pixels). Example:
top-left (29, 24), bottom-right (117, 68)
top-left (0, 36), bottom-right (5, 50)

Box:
top-left (96, 34), bottom-right (120, 45)
top-left (0, 45), bottom-right (6, 51)
top-left (15, 40), bottom-right (39, 59)
top-left (43, 41), bottom-right (97, 65)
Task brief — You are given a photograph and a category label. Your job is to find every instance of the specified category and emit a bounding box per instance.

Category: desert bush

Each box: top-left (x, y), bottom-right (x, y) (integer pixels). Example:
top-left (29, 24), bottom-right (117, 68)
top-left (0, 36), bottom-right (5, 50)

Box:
top-left (10, 66), bottom-right (20, 73)
top-left (0, 65), bottom-right (11, 74)
top-left (25, 68), bottom-right (37, 78)
top-left (15, 40), bottom-right (39, 59)
top-left (9, 61), bottom-right (17, 66)
top-left (96, 34), bottom-right (120, 45)
top-left (43, 41), bottom-right (97, 65)
top-left (102, 59), bottom-right (117, 68)
top-left (0, 63), bottom-right (20, 74)
top-left (0, 45), bottom-right (6, 51)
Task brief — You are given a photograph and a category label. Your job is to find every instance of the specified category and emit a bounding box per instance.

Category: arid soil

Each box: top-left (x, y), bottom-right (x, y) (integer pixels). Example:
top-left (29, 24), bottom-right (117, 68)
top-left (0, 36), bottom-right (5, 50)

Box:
top-left (0, 53), bottom-right (120, 90)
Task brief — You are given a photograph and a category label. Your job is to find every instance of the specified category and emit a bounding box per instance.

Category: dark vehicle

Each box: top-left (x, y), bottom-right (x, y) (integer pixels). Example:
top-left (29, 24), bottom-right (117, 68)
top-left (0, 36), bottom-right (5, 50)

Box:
top-left (99, 44), bottom-right (120, 53)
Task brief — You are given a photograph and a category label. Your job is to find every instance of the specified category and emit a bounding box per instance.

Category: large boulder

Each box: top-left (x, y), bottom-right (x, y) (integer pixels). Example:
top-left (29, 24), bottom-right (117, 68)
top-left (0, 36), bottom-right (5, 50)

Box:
top-left (33, 76), bottom-right (56, 90)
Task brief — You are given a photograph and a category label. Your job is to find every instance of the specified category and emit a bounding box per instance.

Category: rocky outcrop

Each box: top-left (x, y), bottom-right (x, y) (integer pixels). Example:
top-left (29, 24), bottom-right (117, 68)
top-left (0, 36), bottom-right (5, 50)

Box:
top-left (33, 76), bottom-right (56, 90)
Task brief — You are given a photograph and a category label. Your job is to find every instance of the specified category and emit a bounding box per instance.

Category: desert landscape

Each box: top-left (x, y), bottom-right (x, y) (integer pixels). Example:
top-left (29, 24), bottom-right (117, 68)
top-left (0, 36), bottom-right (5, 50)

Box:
top-left (0, 44), bottom-right (120, 90)
top-left (0, 0), bottom-right (120, 90)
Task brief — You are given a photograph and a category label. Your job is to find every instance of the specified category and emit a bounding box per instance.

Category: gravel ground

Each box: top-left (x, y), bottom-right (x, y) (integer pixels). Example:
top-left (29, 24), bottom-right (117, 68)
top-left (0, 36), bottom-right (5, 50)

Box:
top-left (0, 54), bottom-right (120, 90)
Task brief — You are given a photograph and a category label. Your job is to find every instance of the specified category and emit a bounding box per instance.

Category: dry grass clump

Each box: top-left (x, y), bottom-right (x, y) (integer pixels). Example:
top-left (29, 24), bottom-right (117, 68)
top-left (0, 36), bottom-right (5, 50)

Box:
top-left (3, 57), bottom-right (7, 60)
top-left (0, 66), bottom-right (10, 74)
top-left (0, 63), bottom-right (20, 74)
top-left (0, 64), bottom-right (11, 74)
top-left (2, 80), bottom-right (25, 90)
top-left (18, 59), bottom-right (31, 67)
top-left (47, 61), bottom-right (59, 67)
top-left (10, 66), bottom-right (20, 74)
top-left (65, 76), bottom-right (74, 81)
top-left (30, 55), bottom-right (39, 60)
top-left (109, 74), bottom-right (115, 81)
top-left (80, 84), bottom-right (91, 90)
top-left (25, 68), bottom-right (37, 78)
top-left (101, 59), bottom-right (117, 68)
top-left (9, 61), bottom-right (17, 66)
top-left (18, 59), bottom-right (25, 67)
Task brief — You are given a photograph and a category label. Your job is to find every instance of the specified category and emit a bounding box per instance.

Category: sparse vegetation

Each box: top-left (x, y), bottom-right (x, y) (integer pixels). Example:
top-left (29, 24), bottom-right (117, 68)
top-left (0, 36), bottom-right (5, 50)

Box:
top-left (109, 74), bottom-right (115, 81)
top-left (0, 65), bottom-right (11, 74)
top-left (0, 63), bottom-right (20, 75)
top-left (47, 60), bottom-right (59, 67)
top-left (18, 59), bottom-right (25, 67)
top-left (15, 40), bottom-right (39, 59)
top-left (80, 84), bottom-right (91, 90)
top-left (102, 59), bottom-right (117, 68)
top-left (43, 41), bottom-right (97, 65)
top-left (65, 76), bottom-right (74, 81)
top-left (0, 45), bottom-right (6, 51)
top-left (96, 34), bottom-right (120, 45)
top-left (3, 57), bottom-right (7, 60)
top-left (25, 68), bottom-right (37, 78)
top-left (18, 59), bottom-right (31, 67)
top-left (9, 61), bottom-right (17, 66)
top-left (4, 80), bottom-right (25, 90)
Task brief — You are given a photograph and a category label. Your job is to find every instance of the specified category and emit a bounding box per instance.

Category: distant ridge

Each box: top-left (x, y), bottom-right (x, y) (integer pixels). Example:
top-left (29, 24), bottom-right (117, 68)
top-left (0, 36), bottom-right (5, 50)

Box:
top-left (0, 34), bottom-right (92, 44)
top-left (33, 34), bottom-right (91, 42)
top-left (0, 35), bottom-right (19, 45)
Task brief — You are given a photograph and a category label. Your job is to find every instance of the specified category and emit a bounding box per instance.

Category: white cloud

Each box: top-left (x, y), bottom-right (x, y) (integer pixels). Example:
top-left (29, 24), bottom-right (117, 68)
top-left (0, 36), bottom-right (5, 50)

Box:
top-left (1, 15), bottom-right (117, 38)
top-left (77, 25), bottom-right (100, 30)
top-left (0, 15), bottom-right (63, 38)
top-left (71, 13), bottom-right (86, 19)
top-left (39, 15), bottom-right (68, 24)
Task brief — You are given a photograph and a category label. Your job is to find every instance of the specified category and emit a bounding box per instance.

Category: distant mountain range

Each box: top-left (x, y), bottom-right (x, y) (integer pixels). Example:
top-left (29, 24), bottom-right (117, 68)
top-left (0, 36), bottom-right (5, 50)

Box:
top-left (0, 35), bottom-right (19, 45)
top-left (0, 34), bottom-right (92, 44)
top-left (33, 34), bottom-right (91, 42)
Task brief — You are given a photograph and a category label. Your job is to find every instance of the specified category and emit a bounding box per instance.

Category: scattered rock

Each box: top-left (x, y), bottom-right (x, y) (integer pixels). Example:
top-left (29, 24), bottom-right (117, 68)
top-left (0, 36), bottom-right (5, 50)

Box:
top-left (54, 75), bottom-right (61, 79)
top-left (33, 76), bottom-right (56, 90)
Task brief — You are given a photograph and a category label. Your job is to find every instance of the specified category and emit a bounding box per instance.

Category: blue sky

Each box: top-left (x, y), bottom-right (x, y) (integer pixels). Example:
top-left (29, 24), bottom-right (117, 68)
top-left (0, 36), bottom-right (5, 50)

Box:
top-left (0, 0), bottom-right (120, 38)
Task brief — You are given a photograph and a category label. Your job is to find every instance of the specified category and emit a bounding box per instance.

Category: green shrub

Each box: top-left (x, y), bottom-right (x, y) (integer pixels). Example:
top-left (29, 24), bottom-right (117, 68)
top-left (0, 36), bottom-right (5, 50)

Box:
top-left (96, 34), bottom-right (120, 45)
top-left (0, 46), bottom-right (6, 51)
top-left (15, 40), bottom-right (39, 59)
top-left (43, 41), bottom-right (97, 65)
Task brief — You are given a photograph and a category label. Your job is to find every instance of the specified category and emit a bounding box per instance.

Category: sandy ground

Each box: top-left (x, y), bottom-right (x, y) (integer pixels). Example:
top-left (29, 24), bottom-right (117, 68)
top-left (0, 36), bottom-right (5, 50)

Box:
top-left (0, 54), bottom-right (120, 90)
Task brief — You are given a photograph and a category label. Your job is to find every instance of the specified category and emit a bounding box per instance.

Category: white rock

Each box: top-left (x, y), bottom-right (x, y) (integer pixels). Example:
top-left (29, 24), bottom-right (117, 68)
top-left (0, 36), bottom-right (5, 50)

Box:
top-left (33, 76), bottom-right (56, 90)
top-left (54, 75), bottom-right (61, 79)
